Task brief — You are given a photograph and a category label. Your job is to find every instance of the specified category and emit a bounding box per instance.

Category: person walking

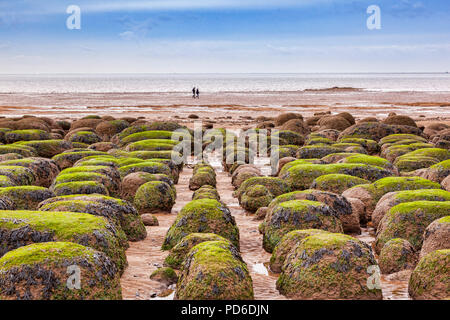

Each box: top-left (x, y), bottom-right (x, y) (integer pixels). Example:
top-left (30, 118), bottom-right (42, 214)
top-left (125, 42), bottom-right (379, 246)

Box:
top-left (192, 87), bottom-right (196, 98)
top-left (196, 87), bottom-right (199, 99)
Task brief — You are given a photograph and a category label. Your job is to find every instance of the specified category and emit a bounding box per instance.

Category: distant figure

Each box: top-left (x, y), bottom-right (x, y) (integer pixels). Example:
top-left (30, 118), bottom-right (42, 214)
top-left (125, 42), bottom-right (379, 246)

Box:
top-left (196, 88), bottom-right (200, 99)
top-left (192, 87), bottom-right (196, 98)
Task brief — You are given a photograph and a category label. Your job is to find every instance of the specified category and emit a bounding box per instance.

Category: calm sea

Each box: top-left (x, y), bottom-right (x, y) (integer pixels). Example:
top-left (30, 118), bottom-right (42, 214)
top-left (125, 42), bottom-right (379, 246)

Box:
top-left (0, 73), bottom-right (449, 93)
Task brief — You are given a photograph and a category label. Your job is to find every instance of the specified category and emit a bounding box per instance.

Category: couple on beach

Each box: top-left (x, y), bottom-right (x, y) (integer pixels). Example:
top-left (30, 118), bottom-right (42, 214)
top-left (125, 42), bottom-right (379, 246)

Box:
top-left (192, 87), bottom-right (200, 99)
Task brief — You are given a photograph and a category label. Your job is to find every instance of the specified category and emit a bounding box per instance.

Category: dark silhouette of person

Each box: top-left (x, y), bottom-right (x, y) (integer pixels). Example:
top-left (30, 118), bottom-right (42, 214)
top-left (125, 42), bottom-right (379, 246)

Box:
top-left (192, 87), bottom-right (196, 98)
top-left (196, 88), bottom-right (199, 99)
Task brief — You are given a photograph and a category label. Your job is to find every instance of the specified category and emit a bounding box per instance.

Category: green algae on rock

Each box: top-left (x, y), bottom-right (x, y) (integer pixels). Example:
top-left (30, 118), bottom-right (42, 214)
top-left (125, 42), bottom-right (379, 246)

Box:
top-left (164, 233), bottom-right (229, 269)
top-left (276, 232), bottom-right (382, 300)
top-left (134, 181), bottom-right (175, 214)
top-left (408, 249), bottom-right (450, 300)
top-left (0, 210), bottom-right (128, 273)
top-left (53, 180), bottom-right (109, 196)
top-left (162, 199), bottom-right (239, 250)
top-left (0, 157), bottom-right (60, 188)
top-left (38, 194), bottom-right (146, 241)
top-left (378, 238), bottom-right (418, 274)
top-left (375, 201), bottom-right (450, 253)
top-left (234, 176), bottom-right (290, 201)
top-left (175, 241), bottom-right (253, 300)
top-left (0, 242), bottom-right (122, 300)
top-left (241, 184), bottom-right (273, 213)
top-left (0, 186), bottom-right (54, 210)
top-left (262, 199), bottom-right (343, 253)
top-left (14, 140), bottom-right (73, 158)
top-left (5, 129), bottom-right (51, 144)
top-left (310, 174), bottom-right (370, 194)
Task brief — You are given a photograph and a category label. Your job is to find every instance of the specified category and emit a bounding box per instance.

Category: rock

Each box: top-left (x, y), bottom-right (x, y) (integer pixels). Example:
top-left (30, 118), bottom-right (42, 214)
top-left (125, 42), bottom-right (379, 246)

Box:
top-left (189, 164), bottom-right (216, 190)
top-left (192, 185), bottom-right (220, 201)
top-left (121, 171), bottom-right (174, 202)
top-left (150, 267), bottom-right (178, 285)
top-left (378, 238), bottom-right (418, 274)
top-left (53, 180), bottom-right (109, 196)
top-left (0, 242), bottom-right (122, 300)
top-left (318, 116), bottom-right (352, 131)
top-left (272, 130), bottom-right (304, 146)
top-left (274, 113), bottom-right (303, 126)
top-left (234, 176), bottom-right (290, 202)
top-left (241, 185), bottom-right (273, 213)
top-left (175, 241), bottom-right (253, 300)
top-left (88, 142), bottom-right (118, 152)
top-left (262, 199), bottom-right (343, 253)
top-left (0, 186), bottom-right (54, 210)
top-left (162, 199), bottom-right (239, 250)
top-left (0, 157), bottom-right (60, 187)
top-left (52, 150), bottom-right (108, 169)
top-left (276, 232), bottom-right (382, 300)
top-left (95, 120), bottom-right (129, 141)
top-left (372, 189), bottom-right (450, 230)
top-left (38, 194), bottom-right (146, 241)
top-left (254, 207), bottom-right (268, 221)
top-left (134, 181), bottom-right (175, 214)
top-left (420, 216), bottom-right (450, 259)
top-left (310, 174), bottom-right (370, 194)
top-left (338, 122), bottom-right (423, 141)
top-left (408, 249), bottom-right (450, 300)
top-left (297, 145), bottom-right (342, 159)
top-left (375, 201), bottom-right (450, 253)
top-left (423, 159), bottom-right (450, 183)
top-left (383, 115), bottom-right (417, 127)
top-left (5, 129), bottom-right (51, 143)
top-left (269, 229), bottom-right (329, 273)
top-left (279, 119), bottom-right (310, 135)
top-left (141, 214), bottom-right (159, 226)
top-left (0, 210), bottom-right (128, 273)
top-left (164, 233), bottom-right (229, 269)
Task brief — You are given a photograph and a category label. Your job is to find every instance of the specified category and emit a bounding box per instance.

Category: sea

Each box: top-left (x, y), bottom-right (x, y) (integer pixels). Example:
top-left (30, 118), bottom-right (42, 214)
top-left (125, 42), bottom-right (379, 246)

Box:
top-left (0, 73), bottom-right (449, 94)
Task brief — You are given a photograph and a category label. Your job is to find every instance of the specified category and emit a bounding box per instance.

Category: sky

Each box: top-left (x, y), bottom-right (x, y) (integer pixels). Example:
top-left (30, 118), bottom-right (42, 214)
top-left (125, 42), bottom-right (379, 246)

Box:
top-left (0, 0), bottom-right (449, 73)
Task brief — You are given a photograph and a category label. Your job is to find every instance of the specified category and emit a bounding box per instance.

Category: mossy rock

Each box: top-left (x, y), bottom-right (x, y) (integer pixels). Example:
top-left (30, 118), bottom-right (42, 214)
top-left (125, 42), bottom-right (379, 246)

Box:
top-left (38, 194), bottom-right (146, 241)
top-left (276, 232), bottom-right (382, 300)
top-left (150, 267), bottom-right (178, 285)
top-left (52, 172), bottom-right (119, 198)
top-left (379, 134), bottom-right (427, 146)
top-left (52, 151), bottom-right (108, 170)
top-left (0, 153), bottom-right (23, 162)
top-left (119, 130), bottom-right (189, 146)
top-left (266, 189), bottom-right (358, 234)
top-left (38, 200), bottom-right (128, 248)
top-left (235, 176), bottom-right (290, 201)
top-left (271, 130), bottom-right (304, 146)
top-left (125, 139), bottom-right (179, 152)
top-left (67, 131), bottom-right (103, 145)
top-left (88, 142), bottom-right (118, 152)
top-left (338, 154), bottom-right (396, 172)
top-left (394, 156), bottom-right (439, 172)
top-left (262, 200), bottom-right (343, 253)
top-left (270, 145), bottom-right (300, 159)
top-left (121, 171), bottom-right (175, 203)
top-left (162, 199), bottom-right (239, 250)
top-left (0, 186), bottom-right (54, 210)
top-left (0, 165), bottom-right (36, 186)
top-left (134, 181), bottom-right (175, 214)
top-left (95, 120), bottom-right (130, 140)
top-left (0, 210), bottom-right (127, 273)
top-left (408, 249), bottom-right (450, 300)
top-left (379, 238), bottom-right (417, 274)
top-left (0, 157), bottom-right (60, 187)
top-left (372, 189), bottom-right (450, 230)
top-left (423, 159), bottom-right (450, 183)
top-left (189, 168), bottom-right (216, 191)
top-left (5, 129), bottom-right (51, 144)
top-left (277, 159), bottom-right (321, 176)
top-left (297, 145), bottom-right (343, 159)
top-left (338, 122), bottom-right (423, 141)
top-left (59, 165), bottom-right (121, 190)
top-left (52, 181), bottom-right (109, 196)
top-left (128, 150), bottom-right (181, 161)
top-left (164, 233), bottom-right (229, 269)
top-left (73, 156), bottom-right (120, 168)
top-left (305, 137), bottom-right (334, 145)
top-left (375, 201), bottom-right (450, 253)
top-left (116, 157), bottom-right (144, 167)
top-left (269, 229), bottom-right (329, 273)
top-left (311, 174), bottom-right (370, 194)
top-left (192, 185), bottom-right (220, 201)
top-left (382, 143), bottom-right (434, 163)
top-left (0, 145), bottom-right (36, 157)
top-left (332, 143), bottom-right (368, 154)
top-left (280, 163), bottom-right (392, 191)
top-left (0, 242), bottom-right (122, 300)
top-left (420, 216), bottom-right (450, 259)
top-left (401, 148), bottom-right (450, 162)
top-left (241, 185), bottom-right (273, 213)
top-left (0, 175), bottom-right (15, 187)
top-left (118, 161), bottom-right (172, 180)
top-left (175, 241), bottom-right (253, 300)
top-left (338, 138), bottom-right (379, 154)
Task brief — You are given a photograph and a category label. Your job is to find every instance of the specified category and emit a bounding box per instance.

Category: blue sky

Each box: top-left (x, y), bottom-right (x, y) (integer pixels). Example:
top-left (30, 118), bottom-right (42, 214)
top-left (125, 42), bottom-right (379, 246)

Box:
top-left (0, 0), bottom-right (449, 73)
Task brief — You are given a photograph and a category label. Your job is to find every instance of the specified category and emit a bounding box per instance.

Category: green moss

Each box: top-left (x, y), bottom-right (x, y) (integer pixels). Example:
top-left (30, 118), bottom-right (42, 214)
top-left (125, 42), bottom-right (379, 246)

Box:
top-left (0, 175), bottom-right (16, 187)
top-left (128, 150), bottom-right (180, 160)
top-left (311, 173), bottom-right (370, 194)
top-left (134, 181), bottom-right (175, 214)
top-left (340, 154), bottom-right (394, 171)
top-left (0, 145), bottom-right (36, 157)
top-left (0, 165), bottom-right (36, 185)
top-left (118, 161), bottom-right (171, 179)
top-left (120, 130), bottom-right (189, 146)
top-left (281, 163), bottom-right (392, 190)
top-left (394, 189), bottom-right (450, 203)
top-left (379, 134), bottom-right (427, 145)
top-left (305, 137), bottom-right (334, 145)
top-left (241, 185), bottom-right (273, 213)
top-left (125, 139), bottom-right (179, 152)
top-left (338, 138), bottom-right (379, 153)
top-left (235, 176), bottom-right (290, 200)
top-left (370, 177), bottom-right (442, 201)
top-left (394, 156), bottom-right (439, 172)
top-left (162, 199), bottom-right (239, 250)
top-left (5, 129), bottom-right (51, 143)
top-left (403, 148), bottom-right (450, 162)
top-left (271, 130), bottom-right (304, 146)
top-left (375, 201), bottom-right (450, 253)
top-left (52, 151), bottom-right (108, 169)
top-left (0, 242), bottom-right (95, 270)
top-left (0, 186), bottom-right (54, 210)
top-left (53, 181), bottom-right (109, 196)
top-left (0, 210), bottom-right (127, 272)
